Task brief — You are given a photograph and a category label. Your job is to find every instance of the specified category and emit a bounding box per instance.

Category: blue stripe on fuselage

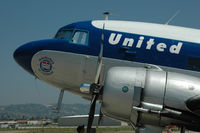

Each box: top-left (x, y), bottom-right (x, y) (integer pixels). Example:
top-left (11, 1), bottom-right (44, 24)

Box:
top-left (62, 21), bottom-right (200, 72)
top-left (15, 21), bottom-right (200, 75)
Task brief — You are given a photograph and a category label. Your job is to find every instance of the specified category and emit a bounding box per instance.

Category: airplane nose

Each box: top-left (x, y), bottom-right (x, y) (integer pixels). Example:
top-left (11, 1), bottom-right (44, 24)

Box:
top-left (14, 39), bottom-right (67, 76)
top-left (13, 43), bottom-right (35, 75)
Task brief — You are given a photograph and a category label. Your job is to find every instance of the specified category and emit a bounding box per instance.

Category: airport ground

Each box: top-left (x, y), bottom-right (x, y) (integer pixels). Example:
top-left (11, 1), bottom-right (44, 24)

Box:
top-left (0, 127), bottom-right (132, 133)
top-left (0, 127), bottom-right (199, 133)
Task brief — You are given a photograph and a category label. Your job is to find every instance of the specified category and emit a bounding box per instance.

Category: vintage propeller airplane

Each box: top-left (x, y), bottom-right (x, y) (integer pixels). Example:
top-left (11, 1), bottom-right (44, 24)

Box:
top-left (13, 13), bottom-right (200, 133)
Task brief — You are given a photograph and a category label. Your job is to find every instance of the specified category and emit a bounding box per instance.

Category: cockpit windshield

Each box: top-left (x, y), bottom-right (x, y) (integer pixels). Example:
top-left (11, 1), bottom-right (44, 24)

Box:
top-left (55, 30), bottom-right (73, 39)
top-left (55, 29), bottom-right (89, 46)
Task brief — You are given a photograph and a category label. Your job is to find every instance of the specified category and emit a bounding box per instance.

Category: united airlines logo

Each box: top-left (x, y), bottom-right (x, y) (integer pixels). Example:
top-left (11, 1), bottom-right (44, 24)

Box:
top-left (108, 33), bottom-right (183, 54)
top-left (39, 57), bottom-right (54, 74)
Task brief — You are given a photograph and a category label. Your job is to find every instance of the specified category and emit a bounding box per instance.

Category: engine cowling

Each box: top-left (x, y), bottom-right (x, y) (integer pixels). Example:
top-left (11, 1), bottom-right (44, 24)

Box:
top-left (101, 67), bottom-right (200, 127)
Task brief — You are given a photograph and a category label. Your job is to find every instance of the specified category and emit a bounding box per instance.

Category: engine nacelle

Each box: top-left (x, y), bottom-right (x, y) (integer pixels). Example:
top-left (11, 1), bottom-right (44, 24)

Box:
top-left (101, 67), bottom-right (200, 127)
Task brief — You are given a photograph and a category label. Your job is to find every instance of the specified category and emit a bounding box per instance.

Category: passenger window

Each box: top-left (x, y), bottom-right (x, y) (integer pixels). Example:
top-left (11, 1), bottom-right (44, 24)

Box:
top-left (188, 57), bottom-right (200, 69)
top-left (55, 30), bottom-right (73, 39)
top-left (72, 31), bottom-right (88, 45)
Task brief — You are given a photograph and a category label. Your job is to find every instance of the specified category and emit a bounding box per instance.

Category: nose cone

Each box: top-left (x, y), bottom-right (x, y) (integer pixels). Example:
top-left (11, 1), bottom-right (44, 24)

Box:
top-left (14, 39), bottom-right (67, 76)
top-left (13, 43), bottom-right (35, 75)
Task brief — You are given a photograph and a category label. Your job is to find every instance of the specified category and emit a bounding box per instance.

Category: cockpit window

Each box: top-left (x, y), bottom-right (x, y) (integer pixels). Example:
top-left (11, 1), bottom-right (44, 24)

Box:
top-left (72, 30), bottom-right (88, 45)
top-left (55, 29), bottom-right (89, 46)
top-left (55, 30), bottom-right (73, 39)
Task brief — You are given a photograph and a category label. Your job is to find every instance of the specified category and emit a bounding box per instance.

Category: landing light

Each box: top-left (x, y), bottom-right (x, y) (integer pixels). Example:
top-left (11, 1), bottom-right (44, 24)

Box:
top-left (80, 83), bottom-right (91, 94)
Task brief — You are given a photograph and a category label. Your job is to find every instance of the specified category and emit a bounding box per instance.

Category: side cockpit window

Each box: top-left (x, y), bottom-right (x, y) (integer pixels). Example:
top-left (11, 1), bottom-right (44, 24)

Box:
top-left (72, 30), bottom-right (88, 46)
top-left (55, 30), bottom-right (73, 39)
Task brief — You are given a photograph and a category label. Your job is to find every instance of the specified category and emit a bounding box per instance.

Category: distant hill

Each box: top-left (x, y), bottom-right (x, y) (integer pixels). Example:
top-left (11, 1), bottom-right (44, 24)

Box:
top-left (0, 103), bottom-right (100, 120)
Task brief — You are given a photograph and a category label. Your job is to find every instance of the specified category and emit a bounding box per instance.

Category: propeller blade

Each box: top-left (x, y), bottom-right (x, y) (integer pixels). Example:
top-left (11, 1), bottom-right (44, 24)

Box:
top-left (87, 94), bottom-right (99, 133)
top-left (87, 23), bottom-right (105, 133)
top-left (98, 107), bottom-right (103, 126)
top-left (94, 23), bottom-right (105, 84)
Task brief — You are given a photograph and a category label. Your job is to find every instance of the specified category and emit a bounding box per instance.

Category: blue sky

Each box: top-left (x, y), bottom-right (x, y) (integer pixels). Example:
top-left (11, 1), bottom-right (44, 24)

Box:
top-left (1, 0), bottom-right (200, 105)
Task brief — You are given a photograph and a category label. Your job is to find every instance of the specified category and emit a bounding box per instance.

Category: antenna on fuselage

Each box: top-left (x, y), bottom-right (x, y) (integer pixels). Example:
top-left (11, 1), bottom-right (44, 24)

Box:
top-left (165, 10), bottom-right (180, 25)
top-left (104, 12), bottom-right (110, 20)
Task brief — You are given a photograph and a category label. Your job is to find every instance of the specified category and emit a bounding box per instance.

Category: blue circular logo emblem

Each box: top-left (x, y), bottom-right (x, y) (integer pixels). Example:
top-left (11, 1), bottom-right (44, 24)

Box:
top-left (40, 59), bottom-right (52, 73)
top-left (122, 86), bottom-right (129, 93)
